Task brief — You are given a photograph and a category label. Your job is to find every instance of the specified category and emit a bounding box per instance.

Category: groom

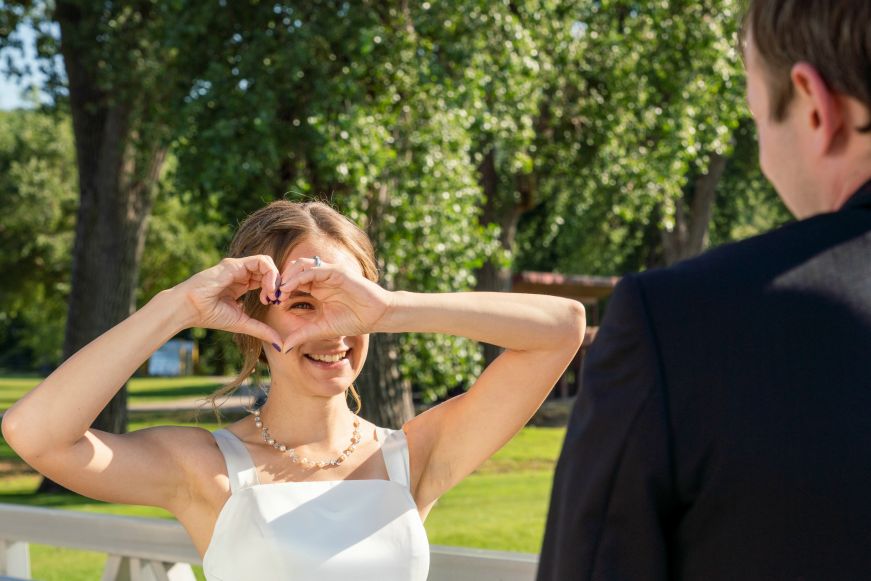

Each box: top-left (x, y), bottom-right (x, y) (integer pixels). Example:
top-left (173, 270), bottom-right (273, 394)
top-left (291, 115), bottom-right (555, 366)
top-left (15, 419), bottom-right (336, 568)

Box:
top-left (538, 1), bottom-right (871, 579)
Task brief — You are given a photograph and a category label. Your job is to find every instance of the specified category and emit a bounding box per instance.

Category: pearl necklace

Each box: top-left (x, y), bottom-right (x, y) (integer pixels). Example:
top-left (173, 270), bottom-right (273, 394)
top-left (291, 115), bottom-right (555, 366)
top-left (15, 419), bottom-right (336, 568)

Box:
top-left (253, 408), bottom-right (362, 469)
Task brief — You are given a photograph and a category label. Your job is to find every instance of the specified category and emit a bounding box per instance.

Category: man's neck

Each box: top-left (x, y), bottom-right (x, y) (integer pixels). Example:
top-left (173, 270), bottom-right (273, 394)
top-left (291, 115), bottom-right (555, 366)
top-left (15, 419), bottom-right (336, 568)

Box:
top-left (831, 167), bottom-right (871, 211)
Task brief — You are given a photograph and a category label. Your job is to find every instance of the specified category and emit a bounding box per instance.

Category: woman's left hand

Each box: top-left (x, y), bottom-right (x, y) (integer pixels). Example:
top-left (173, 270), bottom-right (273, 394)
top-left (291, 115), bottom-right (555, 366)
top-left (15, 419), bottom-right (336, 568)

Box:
top-left (276, 257), bottom-right (393, 350)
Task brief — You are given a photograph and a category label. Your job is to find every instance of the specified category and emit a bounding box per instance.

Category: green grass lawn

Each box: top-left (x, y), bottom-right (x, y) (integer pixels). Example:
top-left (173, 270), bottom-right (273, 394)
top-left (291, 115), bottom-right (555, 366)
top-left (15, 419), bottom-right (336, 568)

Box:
top-left (0, 375), bottom-right (227, 410)
top-left (1, 390), bottom-right (567, 580)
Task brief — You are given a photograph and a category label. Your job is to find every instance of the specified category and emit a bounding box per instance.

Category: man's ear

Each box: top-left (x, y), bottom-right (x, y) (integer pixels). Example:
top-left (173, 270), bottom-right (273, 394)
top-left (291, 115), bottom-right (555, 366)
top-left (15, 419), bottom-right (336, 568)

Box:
top-left (791, 62), bottom-right (843, 155)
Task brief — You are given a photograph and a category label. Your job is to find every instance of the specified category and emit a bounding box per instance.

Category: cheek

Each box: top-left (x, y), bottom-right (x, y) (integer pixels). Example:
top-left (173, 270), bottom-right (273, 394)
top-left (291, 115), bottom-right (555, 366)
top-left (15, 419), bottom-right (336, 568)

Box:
top-left (263, 308), bottom-right (309, 335)
top-left (352, 336), bottom-right (369, 367)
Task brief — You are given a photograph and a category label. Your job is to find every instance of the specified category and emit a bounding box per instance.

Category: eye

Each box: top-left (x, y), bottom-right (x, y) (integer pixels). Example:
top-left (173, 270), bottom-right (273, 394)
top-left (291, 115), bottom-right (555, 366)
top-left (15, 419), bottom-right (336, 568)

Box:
top-left (287, 301), bottom-right (314, 310)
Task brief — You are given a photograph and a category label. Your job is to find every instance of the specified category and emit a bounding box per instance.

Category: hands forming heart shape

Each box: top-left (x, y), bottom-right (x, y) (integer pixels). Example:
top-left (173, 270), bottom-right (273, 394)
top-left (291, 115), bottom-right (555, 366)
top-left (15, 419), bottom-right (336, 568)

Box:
top-left (177, 254), bottom-right (393, 353)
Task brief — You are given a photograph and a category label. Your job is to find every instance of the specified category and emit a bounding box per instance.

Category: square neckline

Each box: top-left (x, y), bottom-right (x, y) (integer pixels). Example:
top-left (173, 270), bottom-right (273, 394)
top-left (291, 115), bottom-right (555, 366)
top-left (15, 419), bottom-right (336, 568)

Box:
top-left (217, 424), bottom-right (399, 486)
top-left (202, 425), bottom-right (424, 568)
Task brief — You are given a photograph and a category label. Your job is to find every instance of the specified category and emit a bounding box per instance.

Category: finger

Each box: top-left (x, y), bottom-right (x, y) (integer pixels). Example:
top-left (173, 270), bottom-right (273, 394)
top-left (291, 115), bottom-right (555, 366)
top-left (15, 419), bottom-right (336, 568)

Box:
top-left (234, 254), bottom-right (281, 305)
top-left (240, 255), bottom-right (279, 305)
top-left (278, 257), bottom-right (323, 290)
top-left (225, 276), bottom-right (271, 303)
top-left (277, 262), bottom-right (304, 293)
top-left (280, 265), bottom-right (336, 297)
top-left (271, 272), bottom-right (283, 304)
top-left (233, 314), bottom-right (284, 351)
top-left (281, 323), bottom-right (330, 353)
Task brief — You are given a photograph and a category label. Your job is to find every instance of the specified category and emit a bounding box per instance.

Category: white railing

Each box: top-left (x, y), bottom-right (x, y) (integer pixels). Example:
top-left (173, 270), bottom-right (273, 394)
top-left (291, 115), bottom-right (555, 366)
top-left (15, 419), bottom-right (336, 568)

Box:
top-left (0, 503), bottom-right (538, 581)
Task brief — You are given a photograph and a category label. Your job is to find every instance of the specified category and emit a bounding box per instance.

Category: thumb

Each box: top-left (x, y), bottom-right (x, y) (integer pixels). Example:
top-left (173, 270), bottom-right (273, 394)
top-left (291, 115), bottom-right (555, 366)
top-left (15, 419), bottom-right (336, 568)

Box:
top-left (281, 322), bottom-right (329, 353)
top-left (234, 315), bottom-right (284, 353)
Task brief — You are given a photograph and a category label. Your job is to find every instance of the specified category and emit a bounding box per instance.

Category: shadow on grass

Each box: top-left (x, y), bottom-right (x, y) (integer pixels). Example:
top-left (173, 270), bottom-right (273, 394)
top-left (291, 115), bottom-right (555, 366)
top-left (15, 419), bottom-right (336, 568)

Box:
top-left (128, 409), bottom-right (247, 426)
top-left (0, 491), bottom-right (103, 509)
top-left (129, 384), bottom-right (222, 400)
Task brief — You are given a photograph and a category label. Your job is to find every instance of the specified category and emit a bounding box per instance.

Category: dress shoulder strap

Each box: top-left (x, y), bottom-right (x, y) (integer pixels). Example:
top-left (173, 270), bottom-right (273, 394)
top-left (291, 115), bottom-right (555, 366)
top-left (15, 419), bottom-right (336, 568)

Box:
top-left (212, 429), bottom-right (260, 493)
top-left (378, 426), bottom-right (411, 488)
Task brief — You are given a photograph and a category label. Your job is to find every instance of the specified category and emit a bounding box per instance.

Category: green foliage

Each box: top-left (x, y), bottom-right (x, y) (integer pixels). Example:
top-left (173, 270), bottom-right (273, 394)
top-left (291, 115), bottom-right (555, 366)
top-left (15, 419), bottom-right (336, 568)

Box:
top-left (0, 110), bottom-right (77, 369)
top-left (169, 2), bottom-right (533, 401)
top-left (0, 1), bottom-right (792, 390)
top-left (517, 0), bottom-right (754, 275)
top-left (709, 117), bottom-right (792, 245)
top-left (0, 109), bottom-right (237, 372)
top-left (138, 156), bottom-right (229, 305)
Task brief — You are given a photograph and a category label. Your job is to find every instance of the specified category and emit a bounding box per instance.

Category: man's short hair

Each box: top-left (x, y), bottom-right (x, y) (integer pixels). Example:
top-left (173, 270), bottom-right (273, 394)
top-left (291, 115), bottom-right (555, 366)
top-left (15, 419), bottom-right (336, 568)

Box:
top-left (741, 0), bottom-right (871, 132)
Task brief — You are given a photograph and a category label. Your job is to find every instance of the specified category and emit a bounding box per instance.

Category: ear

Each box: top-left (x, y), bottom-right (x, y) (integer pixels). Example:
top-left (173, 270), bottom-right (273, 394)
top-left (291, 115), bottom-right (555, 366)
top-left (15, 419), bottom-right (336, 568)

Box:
top-left (791, 62), bottom-right (843, 155)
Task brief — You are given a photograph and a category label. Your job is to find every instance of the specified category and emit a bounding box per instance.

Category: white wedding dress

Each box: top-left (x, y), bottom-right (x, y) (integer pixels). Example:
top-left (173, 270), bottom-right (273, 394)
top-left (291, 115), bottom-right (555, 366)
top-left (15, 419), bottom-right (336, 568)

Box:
top-left (202, 426), bottom-right (430, 580)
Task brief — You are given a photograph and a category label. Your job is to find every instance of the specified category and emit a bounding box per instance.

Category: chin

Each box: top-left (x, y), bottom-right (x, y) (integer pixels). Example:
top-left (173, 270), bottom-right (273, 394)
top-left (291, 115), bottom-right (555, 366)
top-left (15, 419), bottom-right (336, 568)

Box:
top-left (312, 377), bottom-right (356, 397)
top-left (300, 365), bottom-right (363, 400)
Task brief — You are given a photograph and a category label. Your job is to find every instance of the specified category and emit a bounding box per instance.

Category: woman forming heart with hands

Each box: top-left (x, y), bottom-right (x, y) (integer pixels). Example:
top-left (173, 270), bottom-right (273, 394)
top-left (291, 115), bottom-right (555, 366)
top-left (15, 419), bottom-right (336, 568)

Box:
top-left (3, 200), bottom-right (586, 581)
top-left (180, 252), bottom-right (392, 354)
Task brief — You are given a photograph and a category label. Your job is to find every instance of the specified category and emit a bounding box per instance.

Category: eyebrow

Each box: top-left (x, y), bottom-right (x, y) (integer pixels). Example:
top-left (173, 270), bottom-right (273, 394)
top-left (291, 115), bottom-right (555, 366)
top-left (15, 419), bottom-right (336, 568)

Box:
top-left (287, 290), bottom-right (312, 298)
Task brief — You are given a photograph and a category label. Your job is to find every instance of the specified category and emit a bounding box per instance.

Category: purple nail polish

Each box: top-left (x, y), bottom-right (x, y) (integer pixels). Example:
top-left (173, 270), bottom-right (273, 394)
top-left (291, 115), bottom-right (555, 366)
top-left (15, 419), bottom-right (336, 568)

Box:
top-left (272, 343), bottom-right (281, 352)
top-left (275, 289), bottom-right (282, 298)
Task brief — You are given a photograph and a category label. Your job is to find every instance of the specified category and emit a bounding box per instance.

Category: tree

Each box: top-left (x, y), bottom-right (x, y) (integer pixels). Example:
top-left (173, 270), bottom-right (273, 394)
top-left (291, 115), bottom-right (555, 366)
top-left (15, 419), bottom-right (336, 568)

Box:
top-left (0, 0), bottom-right (792, 439)
top-left (0, 110), bottom-right (76, 371)
top-left (169, 2), bottom-right (501, 426)
top-left (0, 112), bottom-right (236, 379)
top-left (1, 0), bottom-right (217, 492)
top-left (709, 117), bottom-right (792, 246)
top-left (517, 0), bottom-right (751, 276)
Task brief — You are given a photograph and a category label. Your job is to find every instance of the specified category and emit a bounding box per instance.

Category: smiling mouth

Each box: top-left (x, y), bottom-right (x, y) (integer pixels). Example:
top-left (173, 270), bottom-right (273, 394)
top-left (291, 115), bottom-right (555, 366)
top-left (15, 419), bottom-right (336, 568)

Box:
top-left (304, 350), bottom-right (350, 364)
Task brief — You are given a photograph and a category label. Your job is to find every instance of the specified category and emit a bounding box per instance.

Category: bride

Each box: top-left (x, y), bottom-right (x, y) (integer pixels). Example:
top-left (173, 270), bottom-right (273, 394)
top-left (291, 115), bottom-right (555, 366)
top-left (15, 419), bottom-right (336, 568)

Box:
top-left (1, 200), bottom-right (585, 580)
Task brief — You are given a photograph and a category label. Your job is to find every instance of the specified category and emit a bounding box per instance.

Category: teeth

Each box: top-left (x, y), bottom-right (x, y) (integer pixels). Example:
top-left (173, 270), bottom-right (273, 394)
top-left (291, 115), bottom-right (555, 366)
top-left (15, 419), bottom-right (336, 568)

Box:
top-left (308, 351), bottom-right (348, 363)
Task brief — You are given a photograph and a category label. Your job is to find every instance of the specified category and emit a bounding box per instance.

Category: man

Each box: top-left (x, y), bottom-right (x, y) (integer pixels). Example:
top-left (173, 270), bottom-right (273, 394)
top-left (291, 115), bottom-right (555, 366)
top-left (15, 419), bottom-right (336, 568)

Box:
top-left (537, 1), bottom-right (871, 579)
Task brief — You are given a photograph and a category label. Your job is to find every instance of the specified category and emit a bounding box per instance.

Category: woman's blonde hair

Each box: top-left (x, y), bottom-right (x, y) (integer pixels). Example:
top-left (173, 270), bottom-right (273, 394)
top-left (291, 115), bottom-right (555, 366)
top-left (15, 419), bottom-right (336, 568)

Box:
top-left (204, 200), bottom-right (378, 419)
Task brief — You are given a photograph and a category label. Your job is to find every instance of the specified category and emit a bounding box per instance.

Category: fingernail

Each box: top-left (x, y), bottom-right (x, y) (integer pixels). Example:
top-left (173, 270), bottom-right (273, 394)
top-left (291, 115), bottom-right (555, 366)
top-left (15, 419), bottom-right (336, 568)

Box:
top-left (275, 289), bottom-right (282, 298)
top-left (272, 343), bottom-right (281, 352)
top-left (285, 345), bottom-right (294, 353)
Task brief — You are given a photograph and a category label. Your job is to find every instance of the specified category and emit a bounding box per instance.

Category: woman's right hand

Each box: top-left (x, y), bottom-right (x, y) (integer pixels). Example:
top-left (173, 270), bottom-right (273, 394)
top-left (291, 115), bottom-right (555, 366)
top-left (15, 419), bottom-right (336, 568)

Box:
top-left (173, 255), bottom-right (285, 348)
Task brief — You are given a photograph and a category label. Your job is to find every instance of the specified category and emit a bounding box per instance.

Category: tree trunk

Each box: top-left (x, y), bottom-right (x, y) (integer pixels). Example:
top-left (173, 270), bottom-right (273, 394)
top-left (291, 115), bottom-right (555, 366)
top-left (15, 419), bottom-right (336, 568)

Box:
top-left (38, 2), bottom-right (166, 494)
top-left (474, 148), bottom-right (535, 365)
top-left (662, 151), bottom-right (728, 265)
top-left (355, 181), bottom-right (416, 427)
top-left (356, 333), bottom-right (414, 428)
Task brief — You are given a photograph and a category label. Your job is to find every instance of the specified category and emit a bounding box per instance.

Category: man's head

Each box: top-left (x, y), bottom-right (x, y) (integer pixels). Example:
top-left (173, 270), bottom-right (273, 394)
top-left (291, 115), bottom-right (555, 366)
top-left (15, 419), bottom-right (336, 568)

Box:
top-left (740, 0), bottom-right (871, 218)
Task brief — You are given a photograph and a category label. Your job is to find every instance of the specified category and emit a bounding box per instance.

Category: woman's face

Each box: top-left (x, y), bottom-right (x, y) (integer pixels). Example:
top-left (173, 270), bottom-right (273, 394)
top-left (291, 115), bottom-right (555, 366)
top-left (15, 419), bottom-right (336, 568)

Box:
top-left (261, 237), bottom-right (369, 398)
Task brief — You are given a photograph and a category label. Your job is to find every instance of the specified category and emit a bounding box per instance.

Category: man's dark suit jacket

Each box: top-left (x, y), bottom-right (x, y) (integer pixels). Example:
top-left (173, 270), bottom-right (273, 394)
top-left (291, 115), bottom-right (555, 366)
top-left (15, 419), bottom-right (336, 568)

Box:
top-left (537, 182), bottom-right (871, 581)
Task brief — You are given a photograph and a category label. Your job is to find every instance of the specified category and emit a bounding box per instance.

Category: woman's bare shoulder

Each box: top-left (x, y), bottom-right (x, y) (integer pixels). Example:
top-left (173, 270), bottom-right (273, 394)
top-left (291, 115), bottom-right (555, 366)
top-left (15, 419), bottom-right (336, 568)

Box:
top-left (142, 422), bottom-right (242, 510)
top-left (132, 422), bottom-right (243, 481)
top-left (175, 421), bottom-right (252, 451)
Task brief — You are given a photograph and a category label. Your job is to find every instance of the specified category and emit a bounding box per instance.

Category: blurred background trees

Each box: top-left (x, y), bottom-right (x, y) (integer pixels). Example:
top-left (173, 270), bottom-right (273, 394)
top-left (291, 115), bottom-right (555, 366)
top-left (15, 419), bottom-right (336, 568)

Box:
top-left (1, 0), bottom-right (789, 433)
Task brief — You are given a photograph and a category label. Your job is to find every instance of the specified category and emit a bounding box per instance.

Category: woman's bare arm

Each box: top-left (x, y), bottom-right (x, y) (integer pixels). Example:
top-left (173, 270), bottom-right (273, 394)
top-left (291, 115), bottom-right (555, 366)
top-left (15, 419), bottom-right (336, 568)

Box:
top-left (1, 289), bottom-right (199, 509)
top-left (4, 289), bottom-right (187, 455)
top-left (377, 291), bottom-right (586, 509)
top-left (1, 256), bottom-right (285, 510)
